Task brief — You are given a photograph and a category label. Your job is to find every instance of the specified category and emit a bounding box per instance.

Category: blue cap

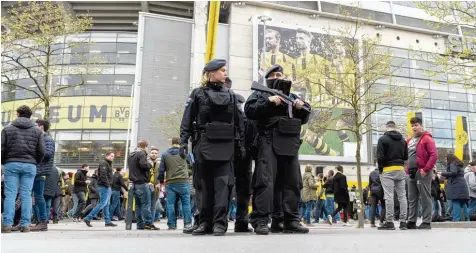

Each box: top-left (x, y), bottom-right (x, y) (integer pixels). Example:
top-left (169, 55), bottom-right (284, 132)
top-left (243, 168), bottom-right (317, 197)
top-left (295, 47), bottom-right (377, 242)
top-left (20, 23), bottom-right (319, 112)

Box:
top-left (265, 64), bottom-right (283, 78)
top-left (204, 59), bottom-right (227, 72)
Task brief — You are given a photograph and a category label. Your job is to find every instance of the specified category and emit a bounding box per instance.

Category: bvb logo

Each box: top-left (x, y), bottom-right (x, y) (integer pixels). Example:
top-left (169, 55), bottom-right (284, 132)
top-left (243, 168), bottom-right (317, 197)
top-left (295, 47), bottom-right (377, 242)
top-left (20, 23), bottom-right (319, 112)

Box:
top-left (456, 131), bottom-right (469, 146)
top-left (114, 107), bottom-right (130, 122)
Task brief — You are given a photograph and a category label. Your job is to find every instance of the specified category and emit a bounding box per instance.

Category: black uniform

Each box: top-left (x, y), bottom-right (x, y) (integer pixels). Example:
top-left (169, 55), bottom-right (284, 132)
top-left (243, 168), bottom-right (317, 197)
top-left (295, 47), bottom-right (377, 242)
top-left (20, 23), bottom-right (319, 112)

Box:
top-left (233, 95), bottom-right (257, 232)
top-left (180, 82), bottom-right (244, 235)
top-left (245, 78), bottom-right (310, 234)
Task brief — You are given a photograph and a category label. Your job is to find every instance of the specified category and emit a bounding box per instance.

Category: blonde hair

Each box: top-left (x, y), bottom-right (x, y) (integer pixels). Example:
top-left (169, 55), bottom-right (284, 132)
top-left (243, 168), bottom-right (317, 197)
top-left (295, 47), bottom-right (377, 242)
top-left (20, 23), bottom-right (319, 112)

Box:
top-left (200, 72), bottom-right (211, 87)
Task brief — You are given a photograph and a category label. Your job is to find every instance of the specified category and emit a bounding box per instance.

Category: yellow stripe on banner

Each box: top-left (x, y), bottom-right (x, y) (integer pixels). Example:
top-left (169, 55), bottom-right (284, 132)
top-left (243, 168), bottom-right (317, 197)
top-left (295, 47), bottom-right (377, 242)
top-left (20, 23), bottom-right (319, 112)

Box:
top-left (205, 1), bottom-right (220, 62)
top-left (455, 115), bottom-right (469, 160)
top-left (407, 112), bottom-right (416, 139)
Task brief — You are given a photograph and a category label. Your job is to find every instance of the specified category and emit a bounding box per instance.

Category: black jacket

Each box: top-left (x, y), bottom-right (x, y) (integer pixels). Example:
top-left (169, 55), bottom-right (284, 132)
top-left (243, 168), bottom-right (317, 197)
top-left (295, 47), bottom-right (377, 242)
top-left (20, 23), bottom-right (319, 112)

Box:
top-left (323, 176), bottom-right (335, 195)
top-left (44, 167), bottom-right (59, 198)
top-left (97, 159), bottom-right (113, 188)
top-left (333, 172), bottom-right (350, 204)
top-left (368, 169), bottom-right (383, 195)
top-left (73, 169), bottom-right (88, 193)
top-left (128, 149), bottom-right (150, 184)
top-left (377, 131), bottom-right (408, 172)
top-left (112, 172), bottom-right (128, 191)
top-left (37, 133), bottom-right (55, 176)
top-left (88, 174), bottom-right (99, 199)
top-left (1, 117), bottom-right (45, 165)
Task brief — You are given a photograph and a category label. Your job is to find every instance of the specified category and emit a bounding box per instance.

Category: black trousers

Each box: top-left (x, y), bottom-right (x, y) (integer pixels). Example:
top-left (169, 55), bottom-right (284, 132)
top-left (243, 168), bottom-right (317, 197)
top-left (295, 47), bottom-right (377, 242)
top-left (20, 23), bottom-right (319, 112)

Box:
top-left (331, 202), bottom-right (349, 223)
top-left (250, 134), bottom-right (301, 226)
top-left (370, 192), bottom-right (386, 224)
top-left (197, 159), bottom-right (234, 230)
top-left (233, 154), bottom-right (252, 226)
top-left (191, 141), bottom-right (201, 225)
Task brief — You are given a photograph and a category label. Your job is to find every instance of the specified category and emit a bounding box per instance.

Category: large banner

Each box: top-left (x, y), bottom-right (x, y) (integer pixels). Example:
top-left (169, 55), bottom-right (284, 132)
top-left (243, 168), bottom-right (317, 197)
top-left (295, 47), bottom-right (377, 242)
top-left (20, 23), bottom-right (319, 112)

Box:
top-left (1, 96), bottom-right (131, 130)
top-left (253, 23), bottom-right (368, 162)
top-left (455, 115), bottom-right (470, 161)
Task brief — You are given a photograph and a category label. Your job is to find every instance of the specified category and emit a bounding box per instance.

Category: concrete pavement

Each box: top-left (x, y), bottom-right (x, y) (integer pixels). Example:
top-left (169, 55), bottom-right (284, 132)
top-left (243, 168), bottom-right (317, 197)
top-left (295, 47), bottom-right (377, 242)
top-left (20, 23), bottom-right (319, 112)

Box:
top-left (2, 220), bottom-right (475, 253)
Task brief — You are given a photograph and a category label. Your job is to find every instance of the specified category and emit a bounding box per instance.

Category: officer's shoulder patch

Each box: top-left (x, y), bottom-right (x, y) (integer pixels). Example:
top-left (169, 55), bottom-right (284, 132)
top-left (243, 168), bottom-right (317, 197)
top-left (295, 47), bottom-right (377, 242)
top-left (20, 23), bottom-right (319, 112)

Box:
top-left (185, 97), bottom-right (193, 106)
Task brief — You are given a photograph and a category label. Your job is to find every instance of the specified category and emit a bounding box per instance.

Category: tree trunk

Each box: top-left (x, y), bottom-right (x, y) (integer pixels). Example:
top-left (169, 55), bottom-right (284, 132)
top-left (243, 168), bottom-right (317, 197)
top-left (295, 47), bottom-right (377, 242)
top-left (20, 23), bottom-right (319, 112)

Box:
top-left (43, 99), bottom-right (50, 120)
top-left (355, 125), bottom-right (365, 228)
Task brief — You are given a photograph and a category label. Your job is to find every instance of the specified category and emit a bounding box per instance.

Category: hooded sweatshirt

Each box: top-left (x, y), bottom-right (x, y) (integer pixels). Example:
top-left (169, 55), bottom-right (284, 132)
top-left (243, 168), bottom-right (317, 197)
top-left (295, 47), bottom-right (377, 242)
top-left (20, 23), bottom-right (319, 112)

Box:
top-left (1, 117), bottom-right (45, 165)
top-left (128, 148), bottom-right (151, 184)
top-left (377, 130), bottom-right (408, 173)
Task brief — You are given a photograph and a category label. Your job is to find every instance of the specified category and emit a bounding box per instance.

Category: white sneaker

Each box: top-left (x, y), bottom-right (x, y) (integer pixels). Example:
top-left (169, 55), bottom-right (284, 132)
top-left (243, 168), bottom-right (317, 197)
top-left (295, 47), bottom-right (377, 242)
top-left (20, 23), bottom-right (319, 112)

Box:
top-left (343, 222), bottom-right (351, 227)
top-left (327, 215), bottom-right (333, 225)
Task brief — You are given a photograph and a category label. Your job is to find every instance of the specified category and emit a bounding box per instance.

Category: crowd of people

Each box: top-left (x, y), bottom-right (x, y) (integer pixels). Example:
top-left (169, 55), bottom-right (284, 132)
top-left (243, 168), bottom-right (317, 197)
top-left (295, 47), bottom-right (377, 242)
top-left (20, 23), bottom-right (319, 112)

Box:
top-left (2, 60), bottom-right (476, 236)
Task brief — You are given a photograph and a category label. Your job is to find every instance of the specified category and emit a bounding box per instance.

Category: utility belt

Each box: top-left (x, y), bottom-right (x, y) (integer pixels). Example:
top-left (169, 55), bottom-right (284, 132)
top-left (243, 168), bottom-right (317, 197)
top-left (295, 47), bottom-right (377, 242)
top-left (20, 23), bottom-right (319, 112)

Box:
top-left (260, 118), bottom-right (302, 157)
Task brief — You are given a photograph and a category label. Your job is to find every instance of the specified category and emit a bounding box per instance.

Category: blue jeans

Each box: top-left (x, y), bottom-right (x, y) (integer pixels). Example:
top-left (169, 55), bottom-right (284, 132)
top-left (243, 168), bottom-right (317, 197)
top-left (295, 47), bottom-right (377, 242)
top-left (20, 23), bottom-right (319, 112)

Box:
top-left (470, 198), bottom-right (476, 216)
top-left (32, 175), bottom-right (48, 222)
top-left (451, 200), bottom-right (469, 222)
top-left (434, 198), bottom-right (440, 215)
top-left (304, 201), bottom-right (314, 224)
top-left (109, 190), bottom-right (122, 218)
top-left (228, 199), bottom-right (237, 219)
top-left (365, 205), bottom-right (370, 219)
top-left (166, 183), bottom-right (192, 228)
top-left (133, 183), bottom-right (152, 228)
top-left (85, 186), bottom-right (112, 224)
top-left (150, 189), bottom-right (156, 223)
top-left (68, 193), bottom-right (79, 217)
top-left (325, 197), bottom-right (340, 221)
top-left (314, 199), bottom-right (327, 222)
top-left (2, 162), bottom-right (36, 227)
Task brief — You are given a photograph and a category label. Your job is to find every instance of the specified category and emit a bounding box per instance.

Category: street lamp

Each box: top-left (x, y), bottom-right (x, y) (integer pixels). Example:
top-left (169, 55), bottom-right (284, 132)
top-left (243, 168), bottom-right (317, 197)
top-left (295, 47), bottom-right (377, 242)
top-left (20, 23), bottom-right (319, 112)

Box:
top-left (257, 15), bottom-right (273, 85)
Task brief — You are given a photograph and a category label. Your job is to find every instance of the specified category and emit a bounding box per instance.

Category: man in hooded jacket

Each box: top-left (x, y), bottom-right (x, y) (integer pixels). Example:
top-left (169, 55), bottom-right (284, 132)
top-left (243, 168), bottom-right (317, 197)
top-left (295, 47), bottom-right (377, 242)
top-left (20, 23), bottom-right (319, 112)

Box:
top-left (377, 121), bottom-right (408, 230)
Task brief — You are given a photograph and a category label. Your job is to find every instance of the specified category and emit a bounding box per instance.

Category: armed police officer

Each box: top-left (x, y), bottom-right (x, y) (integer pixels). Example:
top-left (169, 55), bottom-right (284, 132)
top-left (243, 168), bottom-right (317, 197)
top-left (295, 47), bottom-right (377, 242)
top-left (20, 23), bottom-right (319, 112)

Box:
top-left (245, 65), bottom-right (311, 235)
top-left (225, 78), bottom-right (256, 233)
top-left (180, 59), bottom-right (245, 236)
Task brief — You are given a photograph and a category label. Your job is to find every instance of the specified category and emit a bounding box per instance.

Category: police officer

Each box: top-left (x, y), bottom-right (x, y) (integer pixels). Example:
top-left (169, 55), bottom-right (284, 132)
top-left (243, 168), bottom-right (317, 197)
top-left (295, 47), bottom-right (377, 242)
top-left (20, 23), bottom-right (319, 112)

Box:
top-left (245, 65), bottom-right (311, 235)
top-left (225, 78), bottom-right (256, 233)
top-left (180, 59), bottom-right (245, 236)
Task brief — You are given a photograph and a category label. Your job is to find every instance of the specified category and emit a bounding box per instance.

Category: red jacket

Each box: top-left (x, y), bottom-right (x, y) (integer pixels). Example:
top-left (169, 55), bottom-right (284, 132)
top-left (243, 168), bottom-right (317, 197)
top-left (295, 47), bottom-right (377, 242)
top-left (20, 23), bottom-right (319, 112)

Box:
top-left (405, 131), bottom-right (438, 174)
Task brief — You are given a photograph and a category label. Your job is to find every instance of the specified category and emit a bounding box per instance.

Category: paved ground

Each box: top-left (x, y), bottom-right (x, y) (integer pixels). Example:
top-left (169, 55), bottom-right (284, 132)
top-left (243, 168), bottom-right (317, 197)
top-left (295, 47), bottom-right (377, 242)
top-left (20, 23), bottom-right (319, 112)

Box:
top-left (2, 220), bottom-right (475, 253)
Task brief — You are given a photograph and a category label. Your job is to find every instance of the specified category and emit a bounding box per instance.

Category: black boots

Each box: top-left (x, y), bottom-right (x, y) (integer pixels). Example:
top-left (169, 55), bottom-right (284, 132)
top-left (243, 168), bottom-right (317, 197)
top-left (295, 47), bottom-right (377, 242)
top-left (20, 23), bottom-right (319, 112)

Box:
top-left (254, 221), bottom-right (270, 235)
top-left (283, 221), bottom-right (309, 234)
top-left (378, 222), bottom-right (396, 230)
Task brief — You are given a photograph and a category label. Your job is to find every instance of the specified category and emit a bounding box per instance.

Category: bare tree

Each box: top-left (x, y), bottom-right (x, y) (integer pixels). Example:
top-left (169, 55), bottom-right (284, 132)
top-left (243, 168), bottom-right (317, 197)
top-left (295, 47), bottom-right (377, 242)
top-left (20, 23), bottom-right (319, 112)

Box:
top-left (156, 104), bottom-right (184, 139)
top-left (416, 1), bottom-right (475, 88)
top-left (296, 6), bottom-right (424, 228)
top-left (1, 1), bottom-right (103, 119)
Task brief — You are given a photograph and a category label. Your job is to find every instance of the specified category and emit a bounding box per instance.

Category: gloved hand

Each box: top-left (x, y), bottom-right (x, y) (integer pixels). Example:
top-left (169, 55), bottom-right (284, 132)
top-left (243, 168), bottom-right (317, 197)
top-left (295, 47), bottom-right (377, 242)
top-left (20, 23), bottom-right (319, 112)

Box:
top-left (240, 146), bottom-right (246, 159)
top-left (179, 144), bottom-right (188, 159)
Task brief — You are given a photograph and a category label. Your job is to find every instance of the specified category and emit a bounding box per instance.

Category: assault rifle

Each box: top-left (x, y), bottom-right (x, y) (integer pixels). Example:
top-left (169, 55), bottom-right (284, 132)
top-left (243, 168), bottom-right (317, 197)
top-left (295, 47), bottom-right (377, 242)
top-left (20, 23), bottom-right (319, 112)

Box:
top-left (251, 81), bottom-right (311, 118)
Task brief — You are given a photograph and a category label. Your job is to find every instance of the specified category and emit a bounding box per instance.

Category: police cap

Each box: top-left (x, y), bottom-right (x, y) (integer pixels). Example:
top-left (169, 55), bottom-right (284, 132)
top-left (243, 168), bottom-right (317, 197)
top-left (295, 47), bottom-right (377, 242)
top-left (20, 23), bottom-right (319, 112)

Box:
top-left (265, 64), bottom-right (284, 79)
top-left (203, 59), bottom-right (227, 72)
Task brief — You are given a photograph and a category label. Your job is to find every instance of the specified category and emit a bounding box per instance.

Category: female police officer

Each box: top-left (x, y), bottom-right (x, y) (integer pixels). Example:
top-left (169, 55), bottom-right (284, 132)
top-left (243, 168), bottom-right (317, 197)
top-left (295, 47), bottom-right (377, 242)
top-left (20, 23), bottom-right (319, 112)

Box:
top-left (180, 59), bottom-right (245, 236)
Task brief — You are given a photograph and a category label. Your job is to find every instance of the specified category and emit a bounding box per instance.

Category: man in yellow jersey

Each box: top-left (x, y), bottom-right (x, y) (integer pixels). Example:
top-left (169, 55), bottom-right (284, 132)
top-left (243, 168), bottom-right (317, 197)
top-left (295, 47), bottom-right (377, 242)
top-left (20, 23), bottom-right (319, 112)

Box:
top-left (148, 147), bottom-right (160, 222)
top-left (313, 173), bottom-right (328, 223)
top-left (377, 121), bottom-right (408, 230)
top-left (259, 29), bottom-right (293, 80)
top-left (292, 28), bottom-right (341, 157)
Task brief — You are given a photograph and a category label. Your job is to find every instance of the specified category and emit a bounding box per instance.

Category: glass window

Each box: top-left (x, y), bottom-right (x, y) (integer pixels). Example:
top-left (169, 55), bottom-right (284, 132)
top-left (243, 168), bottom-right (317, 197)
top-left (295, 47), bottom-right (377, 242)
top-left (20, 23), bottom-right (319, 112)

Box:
top-left (82, 130), bottom-right (110, 140)
top-left (431, 99), bottom-right (450, 110)
top-left (421, 98), bottom-right (431, 108)
top-left (56, 131), bottom-right (82, 140)
top-left (392, 77), bottom-right (410, 87)
top-left (429, 81), bottom-right (448, 91)
top-left (115, 65), bottom-right (135, 75)
top-left (433, 138), bottom-right (453, 148)
top-left (391, 57), bottom-right (409, 68)
top-left (411, 79), bottom-right (429, 89)
top-left (389, 48), bottom-right (409, 58)
top-left (449, 101), bottom-right (468, 111)
top-left (450, 111), bottom-right (468, 119)
top-left (409, 59), bottom-right (429, 70)
top-left (110, 131), bottom-right (127, 140)
top-left (431, 128), bottom-right (452, 139)
top-left (116, 54), bottom-right (136, 65)
top-left (65, 33), bottom-right (90, 43)
top-left (430, 90), bottom-right (449, 100)
top-left (117, 33), bottom-right (137, 43)
top-left (448, 92), bottom-right (467, 102)
top-left (410, 69), bottom-right (428, 79)
top-left (90, 33), bottom-right (117, 42)
top-left (88, 43), bottom-right (117, 53)
top-left (431, 109), bottom-right (450, 119)
top-left (391, 67), bottom-right (409, 77)
top-left (68, 43), bottom-right (89, 54)
top-left (116, 43), bottom-right (137, 54)
top-left (112, 75), bottom-right (135, 86)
